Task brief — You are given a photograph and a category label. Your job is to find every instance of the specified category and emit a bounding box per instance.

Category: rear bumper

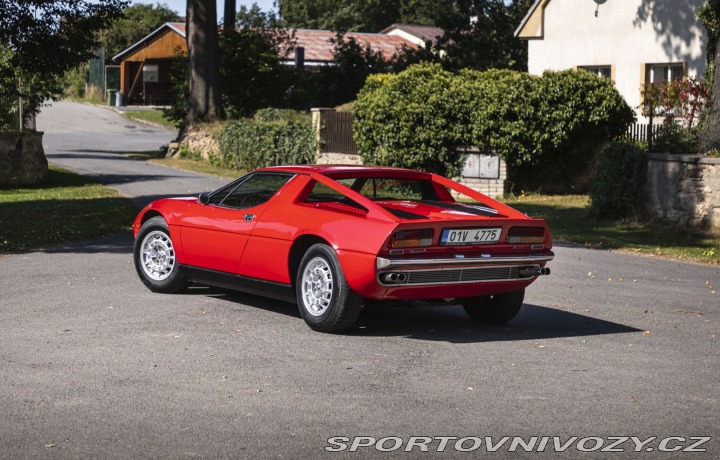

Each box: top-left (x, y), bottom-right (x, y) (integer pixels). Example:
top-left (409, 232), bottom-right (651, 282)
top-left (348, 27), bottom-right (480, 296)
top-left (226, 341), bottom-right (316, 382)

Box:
top-left (376, 253), bottom-right (555, 270)
top-left (375, 252), bottom-right (554, 295)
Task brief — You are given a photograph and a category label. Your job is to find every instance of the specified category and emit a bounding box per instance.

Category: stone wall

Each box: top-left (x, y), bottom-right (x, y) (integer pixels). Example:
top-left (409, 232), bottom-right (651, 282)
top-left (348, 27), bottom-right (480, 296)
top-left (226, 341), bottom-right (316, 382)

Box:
top-left (168, 125), bottom-right (219, 160)
top-left (645, 153), bottom-right (720, 232)
top-left (0, 132), bottom-right (47, 186)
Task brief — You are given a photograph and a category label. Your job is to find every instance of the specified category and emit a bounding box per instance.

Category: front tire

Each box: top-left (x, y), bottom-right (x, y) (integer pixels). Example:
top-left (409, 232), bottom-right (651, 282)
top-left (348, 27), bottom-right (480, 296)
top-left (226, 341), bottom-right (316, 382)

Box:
top-left (134, 216), bottom-right (188, 293)
top-left (461, 290), bottom-right (525, 324)
top-left (296, 244), bottom-right (363, 333)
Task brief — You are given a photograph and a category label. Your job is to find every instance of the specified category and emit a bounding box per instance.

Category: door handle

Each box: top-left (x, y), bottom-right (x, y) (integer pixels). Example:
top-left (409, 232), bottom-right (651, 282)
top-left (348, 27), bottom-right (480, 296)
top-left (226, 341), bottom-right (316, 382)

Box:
top-left (244, 214), bottom-right (255, 222)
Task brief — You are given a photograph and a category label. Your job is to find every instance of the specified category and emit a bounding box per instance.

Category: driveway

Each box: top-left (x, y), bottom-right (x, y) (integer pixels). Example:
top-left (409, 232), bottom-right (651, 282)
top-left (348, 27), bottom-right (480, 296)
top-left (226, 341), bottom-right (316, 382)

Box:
top-left (0, 101), bottom-right (718, 458)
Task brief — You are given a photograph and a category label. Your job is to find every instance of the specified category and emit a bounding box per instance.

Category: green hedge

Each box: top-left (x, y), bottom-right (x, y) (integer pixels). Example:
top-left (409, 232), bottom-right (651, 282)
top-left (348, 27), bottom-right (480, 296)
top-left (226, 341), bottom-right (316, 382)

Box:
top-left (588, 141), bottom-right (647, 219)
top-left (353, 64), bottom-right (470, 177)
top-left (215, 109), bottom-right (316, 171)
top-left (353, 64), bottom-right (635, 191)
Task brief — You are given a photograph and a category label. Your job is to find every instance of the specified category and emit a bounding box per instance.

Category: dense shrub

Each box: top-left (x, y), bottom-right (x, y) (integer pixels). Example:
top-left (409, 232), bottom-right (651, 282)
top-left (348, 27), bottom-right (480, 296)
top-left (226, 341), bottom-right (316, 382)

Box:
top-left (353, 64), bottom-right (635, 191)
top-left (512, 69), bottom-right (635, 192)
top-left (214, 109), bottom-right (316, 171)
top-left (353, 63), bottom-right (471, 177)
top-left (588, 141), bottom-right (647, 219)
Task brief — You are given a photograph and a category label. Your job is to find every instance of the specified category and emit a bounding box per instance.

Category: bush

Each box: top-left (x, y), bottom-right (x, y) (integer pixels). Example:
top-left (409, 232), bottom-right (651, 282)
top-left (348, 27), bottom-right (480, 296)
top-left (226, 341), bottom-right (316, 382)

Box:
top-left (353, 65), bottom-right (635, 191)
top-left (353, 63), bottom-right (471, 177)
top-left (215, 110), bottom-right (316, 171)
top-left (588, 141), bottom-right (647, 219)
top-left (509, 69), bottom-right (635, 192)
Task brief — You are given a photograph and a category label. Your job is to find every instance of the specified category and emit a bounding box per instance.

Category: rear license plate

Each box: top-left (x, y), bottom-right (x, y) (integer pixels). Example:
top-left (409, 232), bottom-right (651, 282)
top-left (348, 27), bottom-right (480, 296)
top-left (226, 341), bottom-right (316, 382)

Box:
top-left (440, 227), bottom-right (502, 245)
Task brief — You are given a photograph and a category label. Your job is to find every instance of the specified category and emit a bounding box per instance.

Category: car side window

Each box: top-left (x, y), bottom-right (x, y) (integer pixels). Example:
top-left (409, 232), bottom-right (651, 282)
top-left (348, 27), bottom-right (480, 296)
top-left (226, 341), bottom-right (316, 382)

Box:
top-left (305, 181), bottom-right (366, 210)
top-left (218, 173), bottom-right (294, 209)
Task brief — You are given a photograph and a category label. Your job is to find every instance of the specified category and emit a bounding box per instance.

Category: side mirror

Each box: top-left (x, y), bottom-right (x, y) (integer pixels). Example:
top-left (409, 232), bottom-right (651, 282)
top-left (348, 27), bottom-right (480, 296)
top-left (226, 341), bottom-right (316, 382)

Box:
top-left (198, 192), bottom-right (210, 205)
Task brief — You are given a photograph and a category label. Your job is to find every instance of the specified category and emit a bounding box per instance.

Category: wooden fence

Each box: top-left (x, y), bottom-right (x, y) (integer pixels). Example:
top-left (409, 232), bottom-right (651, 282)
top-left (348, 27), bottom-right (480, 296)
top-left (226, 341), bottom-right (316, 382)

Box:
top-left (320, 111), bottom-right (357, 154)
top-left (316, 112), bottom-right (663, 155)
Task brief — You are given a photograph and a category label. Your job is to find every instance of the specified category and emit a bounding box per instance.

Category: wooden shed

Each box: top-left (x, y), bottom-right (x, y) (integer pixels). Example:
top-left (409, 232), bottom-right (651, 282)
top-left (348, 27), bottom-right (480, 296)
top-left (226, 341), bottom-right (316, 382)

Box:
top-left (112, 23), bottom-right (187, 105)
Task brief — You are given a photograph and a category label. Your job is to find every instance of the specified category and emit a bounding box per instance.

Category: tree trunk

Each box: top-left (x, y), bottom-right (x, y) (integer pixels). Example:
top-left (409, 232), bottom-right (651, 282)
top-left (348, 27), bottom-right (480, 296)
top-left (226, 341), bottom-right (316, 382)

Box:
top-left (700, 34), bottom-right (720, 151)
top-left (186, 0), bottom-right (225, 125)
top-left (223, 0), bottom-right (236, 36)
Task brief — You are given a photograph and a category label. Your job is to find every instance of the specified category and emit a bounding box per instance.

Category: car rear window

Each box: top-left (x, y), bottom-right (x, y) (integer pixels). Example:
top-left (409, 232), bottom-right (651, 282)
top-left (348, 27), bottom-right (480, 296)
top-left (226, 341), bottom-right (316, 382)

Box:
top-left (335, 177), bottom-right (438, 201)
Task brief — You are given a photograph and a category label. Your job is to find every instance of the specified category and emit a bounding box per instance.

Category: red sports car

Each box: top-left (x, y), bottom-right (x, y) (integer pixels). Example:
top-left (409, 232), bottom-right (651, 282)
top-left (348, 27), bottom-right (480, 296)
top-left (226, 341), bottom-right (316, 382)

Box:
top-left (132, 165), bottom-right (553, 332)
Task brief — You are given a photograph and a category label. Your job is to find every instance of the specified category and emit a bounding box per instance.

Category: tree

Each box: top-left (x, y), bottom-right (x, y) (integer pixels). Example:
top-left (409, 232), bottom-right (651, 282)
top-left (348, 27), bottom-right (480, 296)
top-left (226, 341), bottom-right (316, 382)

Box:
top-left (97, 3), bottom-right (179, 61)
top-left (435, 0), bottom-right (534, 71)
top-left (698, 0), bottom-right (720, 150)
top-left (0, 0), bottom-right (126, 113)
top-left (279, 0), bottom-right (401, 32)
top-left (220, 5), bottom-right (296, 117)
top-left (278, 0), bottom-right (533, 71)
top-left (186, 0), bottom-right (225, 125)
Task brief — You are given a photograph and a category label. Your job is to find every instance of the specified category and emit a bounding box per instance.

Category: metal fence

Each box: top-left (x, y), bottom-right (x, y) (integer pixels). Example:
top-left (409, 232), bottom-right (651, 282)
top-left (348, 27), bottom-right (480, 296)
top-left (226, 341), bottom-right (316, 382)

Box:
top-left (0, 91), bottom-right (36, 132)
top-left (623, 122), bottom-right (665, 143)
top-left (321, 111), bottom-right (357, 154)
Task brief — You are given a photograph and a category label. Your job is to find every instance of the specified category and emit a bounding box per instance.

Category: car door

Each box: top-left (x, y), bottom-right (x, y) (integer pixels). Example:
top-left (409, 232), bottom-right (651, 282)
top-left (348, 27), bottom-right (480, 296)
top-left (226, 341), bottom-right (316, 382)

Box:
top-left (177, 172), bottom-right (294, 274)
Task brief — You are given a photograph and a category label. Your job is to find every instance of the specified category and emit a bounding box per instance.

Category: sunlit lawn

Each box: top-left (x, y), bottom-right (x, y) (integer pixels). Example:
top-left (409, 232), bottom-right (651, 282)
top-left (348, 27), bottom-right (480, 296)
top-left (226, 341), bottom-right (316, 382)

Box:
top-left (0, 166), bottom-right (137, 253)
top-left (505, 194), bottom-right (720, 264)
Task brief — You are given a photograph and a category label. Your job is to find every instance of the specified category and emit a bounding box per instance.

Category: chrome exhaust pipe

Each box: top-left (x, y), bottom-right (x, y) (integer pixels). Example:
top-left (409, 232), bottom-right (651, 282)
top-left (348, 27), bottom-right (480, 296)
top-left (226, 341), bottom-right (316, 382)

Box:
top-left (519, 266), bottom-right (550, 277)
top-left (382, 272), bottom-right (408, 284)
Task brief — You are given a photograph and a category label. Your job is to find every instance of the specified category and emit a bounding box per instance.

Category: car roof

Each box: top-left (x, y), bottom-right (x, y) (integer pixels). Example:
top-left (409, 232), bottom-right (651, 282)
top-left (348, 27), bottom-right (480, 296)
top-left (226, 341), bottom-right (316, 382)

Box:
top-left (257, 165), bottom-right (432, 179)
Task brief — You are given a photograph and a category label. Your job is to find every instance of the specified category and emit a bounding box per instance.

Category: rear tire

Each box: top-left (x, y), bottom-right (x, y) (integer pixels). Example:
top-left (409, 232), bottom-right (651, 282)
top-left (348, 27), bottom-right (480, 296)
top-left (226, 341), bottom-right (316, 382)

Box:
top-left (296, 244), bottom-right (363, 333)
top-left (134, 216), bottom-right (188, 293)
top-left (461, 290), bottom-right (525, 324)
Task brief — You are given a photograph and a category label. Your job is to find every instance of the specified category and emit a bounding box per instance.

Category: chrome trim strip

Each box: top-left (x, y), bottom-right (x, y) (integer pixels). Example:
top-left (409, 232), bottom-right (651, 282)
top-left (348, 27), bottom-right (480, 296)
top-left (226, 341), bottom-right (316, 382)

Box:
top-left (376, 252), bottom-right (554, 269)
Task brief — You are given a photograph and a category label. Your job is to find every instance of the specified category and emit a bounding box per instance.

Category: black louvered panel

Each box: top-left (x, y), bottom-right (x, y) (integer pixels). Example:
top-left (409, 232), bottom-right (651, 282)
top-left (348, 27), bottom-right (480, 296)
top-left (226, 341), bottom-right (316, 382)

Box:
top-left (407, 270), bottom-right (462, 284)
top-left (460, 266), bottom-right (514, 282)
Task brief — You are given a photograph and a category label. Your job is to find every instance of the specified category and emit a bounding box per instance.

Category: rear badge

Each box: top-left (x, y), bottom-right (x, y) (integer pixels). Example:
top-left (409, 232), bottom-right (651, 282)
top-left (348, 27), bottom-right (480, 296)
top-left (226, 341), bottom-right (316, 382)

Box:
top-left (454, 254), bottom-right (465, 259)
top-left (481, 254), bottom-right (491, 258)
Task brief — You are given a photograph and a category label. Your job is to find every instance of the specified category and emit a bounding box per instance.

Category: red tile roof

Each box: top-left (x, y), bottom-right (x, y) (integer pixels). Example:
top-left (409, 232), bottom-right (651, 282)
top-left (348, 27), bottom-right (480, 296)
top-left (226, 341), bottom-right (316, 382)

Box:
top-left (113, 23), bottom-right (418, 64)
top-left (288, 29), bottom-right (418, 63)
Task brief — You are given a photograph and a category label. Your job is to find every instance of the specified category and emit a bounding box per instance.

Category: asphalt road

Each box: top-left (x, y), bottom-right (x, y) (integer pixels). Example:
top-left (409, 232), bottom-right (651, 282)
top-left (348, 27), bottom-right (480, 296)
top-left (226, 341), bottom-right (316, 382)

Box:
top-left (0, 101), bottom-right (718, 459)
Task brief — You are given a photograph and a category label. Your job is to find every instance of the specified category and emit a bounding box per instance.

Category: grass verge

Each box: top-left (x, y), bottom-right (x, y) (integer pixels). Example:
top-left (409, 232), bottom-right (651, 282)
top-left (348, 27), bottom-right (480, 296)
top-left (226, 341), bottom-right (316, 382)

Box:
top-left (0, 166), bottom-right (137, 254)
top-left (506, 194), bottom-right (720, 265)
top-left (125, 150), bottom-right (239, 178)
top-left (121, 110), bottom-right (178, 130)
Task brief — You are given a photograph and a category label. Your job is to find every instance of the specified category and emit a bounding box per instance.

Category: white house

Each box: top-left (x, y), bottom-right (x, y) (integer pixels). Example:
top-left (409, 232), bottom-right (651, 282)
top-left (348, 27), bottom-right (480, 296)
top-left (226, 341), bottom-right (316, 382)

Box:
top-left (515, 0), bottom-right (708, 121)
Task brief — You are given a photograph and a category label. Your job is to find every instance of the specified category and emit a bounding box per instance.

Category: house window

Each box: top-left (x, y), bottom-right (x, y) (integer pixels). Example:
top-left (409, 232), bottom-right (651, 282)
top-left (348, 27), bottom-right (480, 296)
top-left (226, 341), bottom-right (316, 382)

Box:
top-left (648, 63), bottom-right (684, 84)
top-left (578, 65), bottom-right (612, 79)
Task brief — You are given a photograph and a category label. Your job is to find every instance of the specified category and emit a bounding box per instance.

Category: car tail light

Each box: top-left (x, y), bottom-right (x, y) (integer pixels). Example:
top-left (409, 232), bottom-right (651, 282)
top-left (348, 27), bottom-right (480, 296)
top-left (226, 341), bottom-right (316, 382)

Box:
top-left (507, 226), bottom-right (545, 244)
top-left (390, 229), bottom-right (433, 248)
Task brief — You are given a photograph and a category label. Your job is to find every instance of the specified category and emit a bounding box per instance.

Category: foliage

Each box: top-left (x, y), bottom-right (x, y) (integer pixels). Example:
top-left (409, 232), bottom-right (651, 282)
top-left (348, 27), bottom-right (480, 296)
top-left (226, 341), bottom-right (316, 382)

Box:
top-left (588, 142), bottom-right (647, 219)
top-left (511, 69), bottom-right (635, 191)
top-left (279, 0), bottom-right (406, 32)
top-left (279, 0), bottom-right (532, 71)
top-left (0, 0), bottom-right (126, 115)
top-left (291, 33), bottom-right (395, 109)
top-left (214, 110), bottom-right (317, 171)
top-left (220, 6), bottom-right (296, 118)
top-left (96, 3), bottom-right (179, 63)
top-left (434, 0), bottom-right (534, 71)
top-left (162, 47), bottom-right (189, 126)
top-left (698, 0), bottom-right (720, 73)
top-left (353, 63), bottom-right (470, 177)
top-left (354, 64), bottom-right (635, 190)
top-left (641, 78), bottom-right (710, 153)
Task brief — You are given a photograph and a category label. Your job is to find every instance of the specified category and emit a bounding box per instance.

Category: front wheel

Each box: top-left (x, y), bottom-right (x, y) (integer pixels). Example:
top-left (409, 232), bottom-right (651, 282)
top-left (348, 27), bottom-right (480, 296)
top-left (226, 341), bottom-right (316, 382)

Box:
top-left (134, 216), bottom-right (188, 293)
top-left (296, 244), bottom-right (363, 333)
top-left (461, 290), bottom-right (525, 324)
